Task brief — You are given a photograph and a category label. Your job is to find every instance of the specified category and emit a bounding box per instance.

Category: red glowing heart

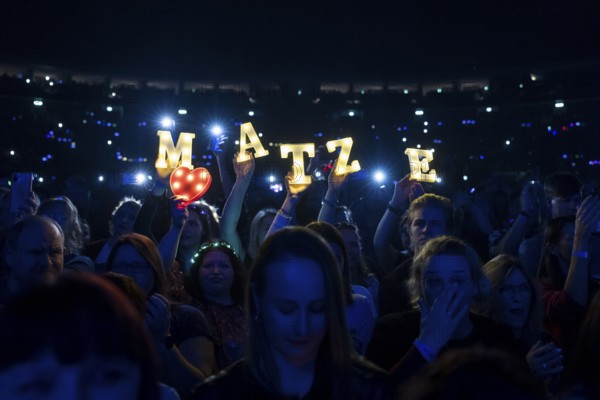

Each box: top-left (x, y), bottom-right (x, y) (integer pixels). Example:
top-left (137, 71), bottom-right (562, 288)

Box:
top-left (170, 166), bottom-right (212, 205)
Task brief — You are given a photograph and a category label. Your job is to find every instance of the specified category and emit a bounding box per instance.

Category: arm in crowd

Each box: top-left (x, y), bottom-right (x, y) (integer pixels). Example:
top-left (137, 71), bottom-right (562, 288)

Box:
top-left (211, 134), bottom-right (234, 199)
top-left (317, 159), bottom-right (349, 224)
top-left (373, 175), bottom-right (423, 272)
top-left (158, 196), bottom-right (188, 274)
top-left (134, 176), bottom-right (170, 243)
top-left (220, 152), bottom-right (254, 260)
top-left (265, 173), bottom-right (311, 238)
top-left (492, 181), bottom-right (540, 257)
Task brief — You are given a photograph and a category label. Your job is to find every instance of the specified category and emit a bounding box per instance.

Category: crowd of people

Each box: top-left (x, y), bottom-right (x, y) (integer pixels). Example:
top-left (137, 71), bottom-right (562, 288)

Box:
top-left (1, 146), bottom-right (600, 399)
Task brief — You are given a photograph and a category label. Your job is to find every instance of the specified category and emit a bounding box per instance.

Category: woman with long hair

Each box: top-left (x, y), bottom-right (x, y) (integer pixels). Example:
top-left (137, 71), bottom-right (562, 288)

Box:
top-left (191, 227), bottom-right (390, 399)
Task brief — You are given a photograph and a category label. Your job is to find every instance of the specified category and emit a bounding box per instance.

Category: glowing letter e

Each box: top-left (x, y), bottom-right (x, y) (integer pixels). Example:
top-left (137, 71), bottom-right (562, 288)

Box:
top-left (404, 148), bottom-right (437, 183)
top-left (155, 131), bottom-right (195, 170)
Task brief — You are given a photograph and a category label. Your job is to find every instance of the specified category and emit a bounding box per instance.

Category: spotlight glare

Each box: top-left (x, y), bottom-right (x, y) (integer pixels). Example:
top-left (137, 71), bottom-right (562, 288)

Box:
top-left (210, 125), bottom-right (223, 136)
top-left (135, 173), bottom-right (146, 184)
top-left (373, 170), bottom-right (385, 183)
top-left (161, 117), bottom-right (175, 128)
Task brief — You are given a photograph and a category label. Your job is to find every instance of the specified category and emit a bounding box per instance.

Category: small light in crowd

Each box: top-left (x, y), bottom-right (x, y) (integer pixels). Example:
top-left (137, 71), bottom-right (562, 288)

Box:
top-left (107, 140), bottom-right (112, 145)
top-left (210, 125), bottom-right (223, 135)
top-left (38, 177), bottom-right (44, 183)
top-left (486, 107), bottom-right (492, 112)
top-left (9, 150), bottom-right (15, 156)
top-left (269, 175), bottom-right (275, 183)
top-left (402, 137), bottom-right (407, 142)
top-left (373, 171), bottom-right (385, 183)
top-left (70, 142), bottom-right (76, 149)
top-left (470, 187), bottom-right (476, 194)
top-left (45, 76), bottom-right (50, 81)
top-left (415, 109), bottom-right (424, 116)
top-left (135, 173), bottom-right (146, 184)
top-left (437, 88), bottom-right (442, 93)
top-left (423, 129), bottom-right (428, 133)
top-left (33, 100), bottom-right (43, 106)
top-left (463, 175), bottom-right (469, 181)
top-left (430, 149), bottom-right (435, 153)
top-left (436, 177), bottom-right (443, 183)
top-left (297, 90), bottom-right (302, 95)
top-left (248, 111), bottom-right (255, 116)
top-left (106, 106), bottom-right (113, 112)
top-left (505, 140), bottom-right (511, 145)
top-left (26, 78), bottom-right (31, 84)
top-left (424, 121), bottom-right (428, 126)
top-left (315, 171), bottom-right (322, 178)
top-left (235, 140), bottom-right (240, 145)
top-left (416, 144), bottom-right (421, 149)
top-left (555, 101), bottom-right (565, 108)
top-left (111, 92), bottom-right (117, 97)
top-left (98, 175), bottom-right (104, 182)
top-left (348, 111), bottom-right (355, 117)
top-left (161, 117), bottom-right (175, 128)
top-left (58, 123), bottom-right (63, 128)
top-left (147, 175), bottom-right (153, 181)
top-left (49, 81), bottom-right (54, 86)
top-left (530, 74), bottom-right (537, 81)
top-left (403, 89), bottom-right (409, 94)
top-left (519, 83), bottom-right (524, 89)
top-left (178, 109), bottom-right (187, 115)
top-left (258, 132), bottom-right (263, 137)
top-left (483, 86), bottom-right (489, 91)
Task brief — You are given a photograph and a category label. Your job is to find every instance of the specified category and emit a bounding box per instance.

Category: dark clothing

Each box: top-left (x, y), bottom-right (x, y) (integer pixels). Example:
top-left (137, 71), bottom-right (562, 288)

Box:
top-left (366, 310), bottom-right (521, 385)
top-left (378, 259), bottom-right (413, 317)
top-left (191, 300), bottom-right (246, 370)
top-left (190, 358), bottom-right (391, 400)
top-left (170, 304), bottom-right (212, 346)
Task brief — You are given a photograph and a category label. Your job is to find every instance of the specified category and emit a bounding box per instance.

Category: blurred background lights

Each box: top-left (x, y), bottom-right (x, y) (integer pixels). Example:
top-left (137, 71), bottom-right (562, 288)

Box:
top-left (486, 107), bottom-right (493, 112)
top-left (33, 100), bottom-right (43, 107)
top-left (9, 150), bottom-right (15, 156)
top-left (248, 111), bottom-right (255, 116)
top-left (415, 109), bottom-right (424, 116)
top-left (177, 109), bottom-right (187, 115)
top-left (269, 175), bottom-right (275, 183)
top-left (555, 101), bottom-right (565, 108)
top-left (505, 140), bottom-right (511, 145)
top-left (58, 123), bottom-right (63, 128)
top-left (463, 175), bottom-right (469, 181)
top-left (98, 175), bottom-right (104, 182)
top-left (135, 173), bottom-right (146, 184)
top-left (106, 106), bottom-right (113, 112)
top-left (38, 177), bottom-right (44, 183)
top-left (107, 140), bottom-right (112, 145)
top-left (402, 137), bottom-right (407, 142)
top-left (45, 76), bottom-right (50, 81)
top-left (348, 111), bottom-right (355, 117)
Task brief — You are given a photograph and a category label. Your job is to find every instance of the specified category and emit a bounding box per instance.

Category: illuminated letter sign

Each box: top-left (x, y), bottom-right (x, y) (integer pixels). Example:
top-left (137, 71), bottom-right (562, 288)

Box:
top-left (238, 122), bottom-right (269, 162)
top-left (405, 148), bottom-right (437, 183)
top-left (325, 137), bottom-right (361, 175)
top-left (280, 143), bottom-right (315, 185)
top-left (155, 131), bottom-right (195, 170)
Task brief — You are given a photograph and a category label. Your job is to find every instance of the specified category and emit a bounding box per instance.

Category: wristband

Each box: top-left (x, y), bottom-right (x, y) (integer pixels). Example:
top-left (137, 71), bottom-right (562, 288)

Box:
top-left (413, 338), bottom-right (436, 362)
top-left (277, 209), bottom-right (293, 219)
top-left (573, 250), bottom-right (589, 259)
top-left (322, 198), bottom-right (337, 208)
top-left (518, 211), bottom-right (530, 219)
top-left (387, 202), bottom-right (403, 214)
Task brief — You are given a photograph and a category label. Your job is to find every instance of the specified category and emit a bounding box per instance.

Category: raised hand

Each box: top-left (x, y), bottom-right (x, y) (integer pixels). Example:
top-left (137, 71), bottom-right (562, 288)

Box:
top-left (210, 133), bottom-right (228, 153)
top-left (233, 151), bottom-right (255, 182)
top-left (526, 340), bottom-right (563, 379)
top-left (417, 283), bottom-right (470, 356)
top-left (285, 171), bottom-right (311, 196)
top-left (574, 195), bottom-right (600, 241)
top-left (170, 196), bottom-right (188, 228)
top-left (145, 293), bottom-right (171, 346)
top-left (390, 174), bottom-right (425, 209)
top-left (328, 159), bottom-right (349, 193)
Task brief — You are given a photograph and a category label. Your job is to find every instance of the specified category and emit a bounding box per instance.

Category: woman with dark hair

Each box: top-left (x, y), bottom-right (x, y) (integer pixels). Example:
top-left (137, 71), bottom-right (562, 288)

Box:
top-left (191, 227), bottom-right (390, 399)
top-left (537, 195), bottom-right (600, 360)
top-left (306, 221), bottom-right (375, 354)
top-left (186, 240), bottom-right (247, 370)
top-left (0, 273), bottom-right (161, 400)
top-left (106, 233), bottom-right (215, 395)
top-left (483, 254), bottom-right (563, 382)
top-left (176, 200), bottom-right (219, 275)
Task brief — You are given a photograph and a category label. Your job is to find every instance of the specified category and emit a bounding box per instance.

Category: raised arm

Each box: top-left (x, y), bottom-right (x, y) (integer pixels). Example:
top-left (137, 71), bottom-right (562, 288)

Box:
top-left (220, 152), bottom-right (255, 260)
top-left (158, 196), bottom-right (188, 274)
top-left (493, 181), bottom-right (540, 256)
top-left (266, 172), bottom-right (311, 238)
top-left (563, 195), bottom-right (600, 306)
top-left (373, 175), bottom-right (424, 272)
top-left (317, 159), bottom-right (349, 223)
top-left (211, 133), bottom-right (233, 199)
